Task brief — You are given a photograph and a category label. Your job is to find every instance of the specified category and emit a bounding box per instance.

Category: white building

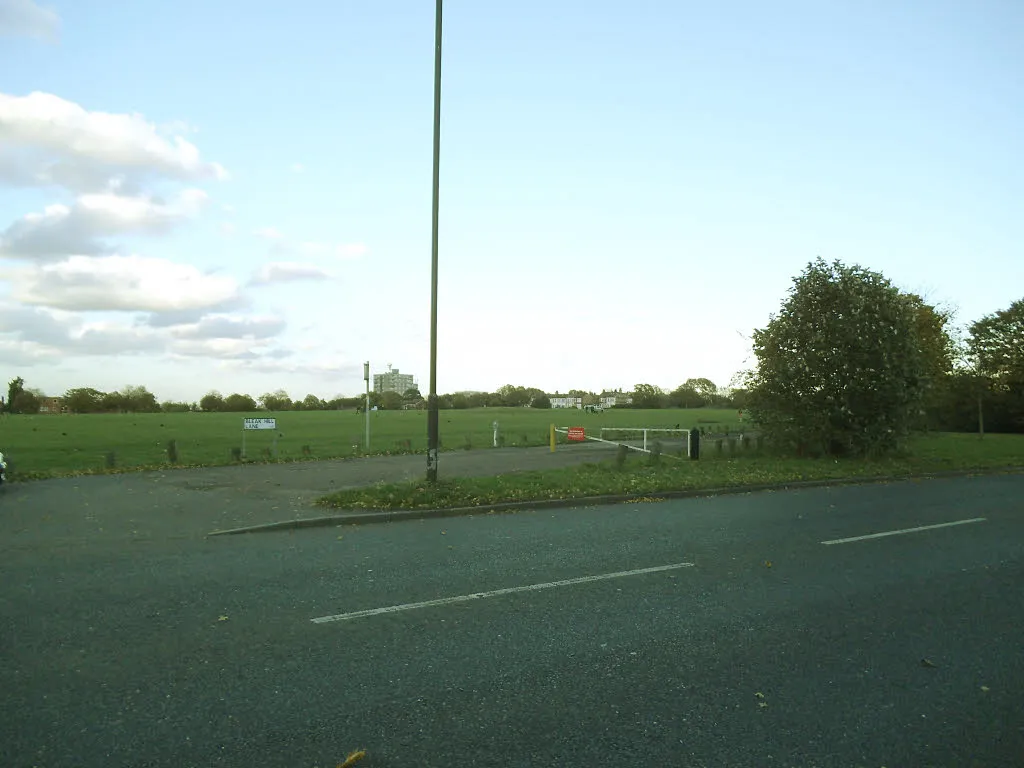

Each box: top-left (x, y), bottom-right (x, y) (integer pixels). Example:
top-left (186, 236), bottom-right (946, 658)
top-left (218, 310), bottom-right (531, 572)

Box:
top-left (373, 366), bottom-right (417, 395)
top-left (599, 390), bottom-right (633, 409)
top-left (549, 395), bottom-right (583, 409)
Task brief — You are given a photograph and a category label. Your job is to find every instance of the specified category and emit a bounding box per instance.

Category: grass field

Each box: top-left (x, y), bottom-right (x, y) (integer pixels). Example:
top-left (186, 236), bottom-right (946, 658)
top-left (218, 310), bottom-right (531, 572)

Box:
top-left (318, 432), bottom-right (1024, 511)
top-left (0, 407), bottom-right (745, 478)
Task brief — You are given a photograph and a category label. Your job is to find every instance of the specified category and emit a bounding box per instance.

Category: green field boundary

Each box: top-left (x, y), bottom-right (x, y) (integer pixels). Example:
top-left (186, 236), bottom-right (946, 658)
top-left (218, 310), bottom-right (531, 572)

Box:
top-left (316, 433), bottom-right (1024, 512)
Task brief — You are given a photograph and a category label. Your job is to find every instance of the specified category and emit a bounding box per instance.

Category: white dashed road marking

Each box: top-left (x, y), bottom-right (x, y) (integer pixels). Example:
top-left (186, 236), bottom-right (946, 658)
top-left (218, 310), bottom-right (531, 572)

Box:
top-left (311, 561), bottom-right (695, 624)
top-left (821, 517), bottom-right (987, 546)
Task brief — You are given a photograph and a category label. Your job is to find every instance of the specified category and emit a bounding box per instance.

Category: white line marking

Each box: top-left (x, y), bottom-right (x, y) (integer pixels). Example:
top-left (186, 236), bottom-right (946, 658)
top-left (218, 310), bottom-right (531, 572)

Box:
top-left (821, 517), bottom-right (987, 546)
top-left (311, 562), bottom-right (695, 624)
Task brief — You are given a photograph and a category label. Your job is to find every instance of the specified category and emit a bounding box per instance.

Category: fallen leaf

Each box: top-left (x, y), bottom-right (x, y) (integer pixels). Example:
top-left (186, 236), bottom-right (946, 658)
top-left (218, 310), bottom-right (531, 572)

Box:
top-left (920, 658), bottom-right (937, 668)
top-left (980, 685), bottom-right (990, 692)
top-left (218, 615), bottom-right (229, 622)
top-left (764, 560), bottom-right (773, 568)
top-left (754, 692), bottom-right (765, 699)
top-left (338, 748), bottom-right (367, 767)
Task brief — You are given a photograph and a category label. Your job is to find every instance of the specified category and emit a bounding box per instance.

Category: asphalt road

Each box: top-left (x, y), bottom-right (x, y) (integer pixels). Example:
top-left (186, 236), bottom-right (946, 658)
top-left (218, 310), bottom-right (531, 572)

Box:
top-left (2, 473), bottom-right (1022, 767)
top-left (0, 443), bottom-right (627, 542)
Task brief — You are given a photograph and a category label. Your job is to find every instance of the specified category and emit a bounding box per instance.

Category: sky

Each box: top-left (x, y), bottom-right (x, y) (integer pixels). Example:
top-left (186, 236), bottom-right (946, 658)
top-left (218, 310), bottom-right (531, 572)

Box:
top-left (1, 0), bottom-right (1022, 403)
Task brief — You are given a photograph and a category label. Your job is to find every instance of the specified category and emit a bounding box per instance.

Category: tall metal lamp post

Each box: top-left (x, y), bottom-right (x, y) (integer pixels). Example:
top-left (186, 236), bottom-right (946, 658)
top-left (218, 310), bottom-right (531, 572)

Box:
top-left (426, 0), bottom-right (442, 483)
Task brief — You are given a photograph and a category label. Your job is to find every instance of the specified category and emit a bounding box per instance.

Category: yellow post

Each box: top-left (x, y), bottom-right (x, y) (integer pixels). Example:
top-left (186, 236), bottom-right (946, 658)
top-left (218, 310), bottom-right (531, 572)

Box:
top-left (550, 423), bottom-right (556, 452)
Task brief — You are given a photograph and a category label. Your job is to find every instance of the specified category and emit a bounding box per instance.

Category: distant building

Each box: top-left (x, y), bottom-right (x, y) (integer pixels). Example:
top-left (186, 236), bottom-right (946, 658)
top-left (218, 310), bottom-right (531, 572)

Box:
top-left (373, 366), bottom-right (417, 395)
top-left (599, 390), bottom-right (632, 409)
top-left (549, 394), bottom-right (583, 409)
top-left (39, 397), bottom-right (66, 414)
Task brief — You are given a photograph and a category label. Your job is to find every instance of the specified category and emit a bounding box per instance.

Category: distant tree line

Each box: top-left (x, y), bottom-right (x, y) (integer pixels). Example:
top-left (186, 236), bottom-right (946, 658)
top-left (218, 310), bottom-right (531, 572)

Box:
top-left (2, 377), bottom-right (749, 416)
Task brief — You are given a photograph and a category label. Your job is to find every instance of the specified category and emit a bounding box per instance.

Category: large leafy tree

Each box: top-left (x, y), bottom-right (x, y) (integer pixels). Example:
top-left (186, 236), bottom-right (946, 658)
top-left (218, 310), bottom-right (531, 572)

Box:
top-left (748, 258), bottom-right (926, 457)
top-left (200, 391), bottom-right (225, 412)
top-left (968, 297), bottom-right (1024, 431)
top-left (64, 387), bottom-right (106, 413)
top-left (259, 390), bottom-right (292, 411)
top-left (7, 377), bottom-right (24, 412)
top-left (632, 383), bottom-right (666, 409)
top-left (12, 389), bottom-right (41, 414)
top-left (224, 393), bottom-right (258, 412)
top-left (120, 385), bottom-right (159, 413)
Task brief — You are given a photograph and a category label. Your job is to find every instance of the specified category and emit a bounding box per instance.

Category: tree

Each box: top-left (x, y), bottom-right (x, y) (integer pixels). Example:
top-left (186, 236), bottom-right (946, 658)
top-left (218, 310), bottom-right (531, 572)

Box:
top-left (496, 384), bottom-right (532, 407)
top-left (967, 297), bottom-right (1024, 432)
top-left (64, 387), bottom-right (105, 413)
top-left (200, 391), bottom-right (225, 412)
top-left (120, 385), bottom-right (159, 413)
top-left (11, 389), bottom-right (40, 414)
top-left (100, 391), bottom-right (125, 412)
top-left (7, 377), bottom-right (24, 413)
top-left (531, 393), bottom-right (551, 409)
top-left (729, 388), bottom-right (752, 410)
top-left (259, 390), bottom-right (292, 411)
top-left (684, 378), bottom-right (718, 403)
top-left (224, 393), bottom-right (257, 412)
top-left (161, 401), bottom-right (193, 413)
top-left (747, 258), bottom-right (926, 457)
top-left (669, 384), bottom-right (705, 409)
top-left (969, 298), bottom-right (1024, 386)
top-left (632, 383), bottom-right (666, 409)
top-left (302, 393), bottom-right (325, 411)
top-left (378, 390), bottom-right (403, 410)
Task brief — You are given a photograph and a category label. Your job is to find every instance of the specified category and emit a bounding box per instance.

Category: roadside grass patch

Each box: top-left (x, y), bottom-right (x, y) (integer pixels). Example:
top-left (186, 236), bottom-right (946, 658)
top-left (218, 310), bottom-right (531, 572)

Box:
top-left (316, 433), bottom-right (1024, 511)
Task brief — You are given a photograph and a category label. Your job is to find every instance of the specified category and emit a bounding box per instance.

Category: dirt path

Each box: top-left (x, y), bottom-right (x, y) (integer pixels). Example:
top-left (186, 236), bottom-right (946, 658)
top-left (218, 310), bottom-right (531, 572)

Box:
top-left (0, 443), bottom-right (625, 544)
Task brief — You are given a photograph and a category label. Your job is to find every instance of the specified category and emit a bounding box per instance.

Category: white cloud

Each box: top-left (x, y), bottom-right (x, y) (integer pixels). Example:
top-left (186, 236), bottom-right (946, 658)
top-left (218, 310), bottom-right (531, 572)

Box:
top-left (289, 162), bottom-right (304, 173)
top-left (0, 0), bottom-right (59, 41)
top-left (252, 227), bottom-right (366, 261)
top-left (0, 91), bottom-right (227, 191)
top-left (0, 337), bottom-right (60, 365)
top-left (171, 313), bottom-right (286, 340)
top-left (334, 242), bottom-right (368, 259)
top-left (250, 261), bottom-right (332, 285)
top-left (73, 322), bottom-right (163, 355)
top-left (253, 226), bottom-right (283, 240)
top-left (170, 337), bottom-right (269, 360)
top-left (235, 356), bottom-right (359, 377)
top-left (0, 302), bottom-right (162, 356)
top-left (297, 241), bottom-right (368, 260)
top-left (11, 254), bottom-right (240, 312)
top-left (0, 188), bottom-right (208, 259)
top-left (220, 222), bottom-right (236, 236)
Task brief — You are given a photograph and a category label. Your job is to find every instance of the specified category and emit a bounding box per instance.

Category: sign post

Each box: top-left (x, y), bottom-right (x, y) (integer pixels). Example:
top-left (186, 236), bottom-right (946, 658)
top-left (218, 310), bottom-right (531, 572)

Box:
top-left (364, 362), bottom-right (371, 452)
top-left (242, 417), bottom-right (277, 459)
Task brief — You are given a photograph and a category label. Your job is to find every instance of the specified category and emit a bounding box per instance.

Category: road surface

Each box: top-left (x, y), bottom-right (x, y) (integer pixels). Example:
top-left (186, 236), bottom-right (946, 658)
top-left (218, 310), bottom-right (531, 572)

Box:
top-left (1, 471), bottom-right (1022, 766)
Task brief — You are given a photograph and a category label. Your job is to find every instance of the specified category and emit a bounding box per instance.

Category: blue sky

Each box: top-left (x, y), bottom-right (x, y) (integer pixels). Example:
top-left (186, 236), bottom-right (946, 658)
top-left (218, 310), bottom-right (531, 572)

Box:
top-left (1, 0), bottom-right (1021, 403)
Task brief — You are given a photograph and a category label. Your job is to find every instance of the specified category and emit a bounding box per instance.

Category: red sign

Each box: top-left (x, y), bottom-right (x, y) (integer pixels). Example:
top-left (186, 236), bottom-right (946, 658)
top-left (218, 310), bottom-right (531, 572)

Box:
top-left (567, 426), bottom-right (586, 442)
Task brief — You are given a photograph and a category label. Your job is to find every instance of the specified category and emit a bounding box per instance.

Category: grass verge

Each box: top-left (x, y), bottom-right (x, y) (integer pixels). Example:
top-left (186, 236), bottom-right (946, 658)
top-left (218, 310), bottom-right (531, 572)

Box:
top-left (315, 433), bottom-right (1024, 511)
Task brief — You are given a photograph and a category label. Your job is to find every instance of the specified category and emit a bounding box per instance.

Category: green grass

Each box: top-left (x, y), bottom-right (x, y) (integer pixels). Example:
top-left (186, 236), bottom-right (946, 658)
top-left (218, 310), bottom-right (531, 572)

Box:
top-left (0, 407), bottom-right (744, 479)
top-left (316, 432), bottom-right (1024, 511)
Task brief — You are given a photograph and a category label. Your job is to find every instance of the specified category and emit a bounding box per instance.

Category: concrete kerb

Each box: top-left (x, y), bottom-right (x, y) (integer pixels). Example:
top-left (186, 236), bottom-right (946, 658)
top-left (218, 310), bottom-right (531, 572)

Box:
top-left (205, 465), bottom-right (1024, 537)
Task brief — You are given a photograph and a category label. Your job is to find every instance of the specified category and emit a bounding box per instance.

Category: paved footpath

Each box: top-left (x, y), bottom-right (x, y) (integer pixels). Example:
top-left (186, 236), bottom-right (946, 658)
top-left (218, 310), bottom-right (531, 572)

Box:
top-left (0, 443), bottom-right (623, 544)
